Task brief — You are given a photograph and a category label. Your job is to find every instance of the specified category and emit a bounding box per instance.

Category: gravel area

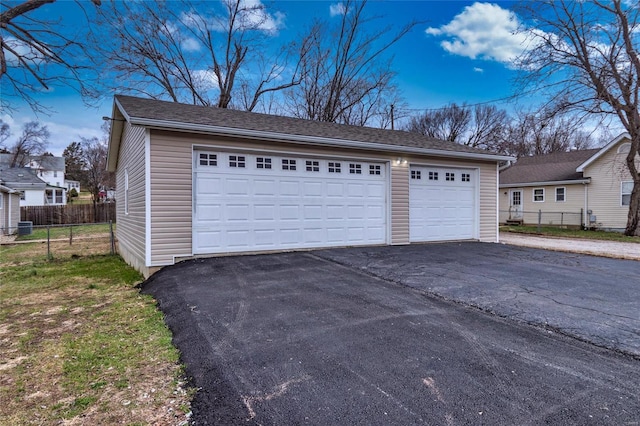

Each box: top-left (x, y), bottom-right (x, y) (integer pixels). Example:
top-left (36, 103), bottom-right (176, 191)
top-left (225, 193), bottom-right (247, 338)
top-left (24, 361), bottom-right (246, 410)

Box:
top-left (499, 232), bottom-right (640, 261)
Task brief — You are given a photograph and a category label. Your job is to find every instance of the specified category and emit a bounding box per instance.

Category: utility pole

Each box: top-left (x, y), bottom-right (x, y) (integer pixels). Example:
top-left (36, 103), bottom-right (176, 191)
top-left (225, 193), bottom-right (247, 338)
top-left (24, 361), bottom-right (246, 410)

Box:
top-left (390, 104), bottom-right (395, 130)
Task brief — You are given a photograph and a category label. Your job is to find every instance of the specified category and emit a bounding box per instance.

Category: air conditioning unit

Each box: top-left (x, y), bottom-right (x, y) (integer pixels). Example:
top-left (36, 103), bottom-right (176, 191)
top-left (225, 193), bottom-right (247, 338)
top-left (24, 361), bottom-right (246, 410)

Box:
top-left (18, 221), bottom-right (33, 236)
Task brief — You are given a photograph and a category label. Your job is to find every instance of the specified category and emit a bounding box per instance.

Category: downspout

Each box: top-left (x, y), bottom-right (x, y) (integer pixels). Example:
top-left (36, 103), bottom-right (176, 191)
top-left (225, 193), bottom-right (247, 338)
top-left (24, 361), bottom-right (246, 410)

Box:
top-left (8, 191), bottom-right (11, 235)
top-left (583, 182), bottom-right (588, 229)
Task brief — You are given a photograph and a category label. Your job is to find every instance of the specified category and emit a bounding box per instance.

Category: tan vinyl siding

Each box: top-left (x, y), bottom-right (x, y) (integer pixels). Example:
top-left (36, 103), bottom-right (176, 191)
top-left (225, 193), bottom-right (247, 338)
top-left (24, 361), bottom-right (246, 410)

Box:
top-left (149, 134), bottom-right (194, 265)
top-left (115, 124), bottom-right (147, 273)
top-left (147, 130), bottom-right (501, 265)
top-left (478, 163), bottom-right (498, 242)
top-left (391, 164), bottom-right (409, 244)
top-left (583, 143), bottom-right (638, 230)
top-left (500, 184), bottom-right (586, 226)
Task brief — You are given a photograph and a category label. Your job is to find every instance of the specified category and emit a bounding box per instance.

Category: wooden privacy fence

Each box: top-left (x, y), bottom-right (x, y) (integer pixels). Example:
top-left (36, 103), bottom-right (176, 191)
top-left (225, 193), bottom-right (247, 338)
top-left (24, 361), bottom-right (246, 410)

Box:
top-left (21, 203), bottom-right (116, 225)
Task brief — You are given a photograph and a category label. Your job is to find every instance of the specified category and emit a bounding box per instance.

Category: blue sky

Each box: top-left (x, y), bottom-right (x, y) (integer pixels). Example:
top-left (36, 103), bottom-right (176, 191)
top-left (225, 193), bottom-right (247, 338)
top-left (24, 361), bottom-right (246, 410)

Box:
top-left (2, 0), bottom-right (532, 156)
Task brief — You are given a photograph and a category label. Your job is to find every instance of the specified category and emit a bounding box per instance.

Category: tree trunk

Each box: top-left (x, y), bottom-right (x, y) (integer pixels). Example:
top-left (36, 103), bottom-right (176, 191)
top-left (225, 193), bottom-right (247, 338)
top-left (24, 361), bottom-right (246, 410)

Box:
top-left (625, 181), bottom-right (640, 236)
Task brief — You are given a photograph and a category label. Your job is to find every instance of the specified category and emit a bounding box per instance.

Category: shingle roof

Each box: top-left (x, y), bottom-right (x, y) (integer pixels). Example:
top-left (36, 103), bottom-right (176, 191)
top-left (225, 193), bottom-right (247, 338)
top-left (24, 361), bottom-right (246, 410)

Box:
top-left (500, 149), bottom-right (600, 185)
top-left (114, 95), bottom-right (505, 158)
top-left (0, 153), bottom-right (65, 171)
top-left (0, 167), bottom-right (47, 189)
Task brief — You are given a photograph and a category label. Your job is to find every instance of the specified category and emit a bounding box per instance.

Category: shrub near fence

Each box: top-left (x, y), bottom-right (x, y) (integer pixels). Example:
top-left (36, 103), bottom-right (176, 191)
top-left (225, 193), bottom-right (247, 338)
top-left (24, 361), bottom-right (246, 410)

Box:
top-left (21, 203), bottom-right (116, 226)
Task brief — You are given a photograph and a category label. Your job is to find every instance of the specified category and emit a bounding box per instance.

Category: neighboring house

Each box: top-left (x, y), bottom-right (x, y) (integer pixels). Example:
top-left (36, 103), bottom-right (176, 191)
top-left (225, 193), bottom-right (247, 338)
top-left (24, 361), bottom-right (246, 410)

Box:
top-left (0, 183), bottom-right (20, 235)
top-left (107, 95), bottom-right (512, 278)
top-left (27, 155), bottom-right (66, 189)
top-left (66, 180), bottom-right (81, 193)
top-left (499, 133), bottom-right (638, 230)
top-left (0, 168), bottom-right (67, 207)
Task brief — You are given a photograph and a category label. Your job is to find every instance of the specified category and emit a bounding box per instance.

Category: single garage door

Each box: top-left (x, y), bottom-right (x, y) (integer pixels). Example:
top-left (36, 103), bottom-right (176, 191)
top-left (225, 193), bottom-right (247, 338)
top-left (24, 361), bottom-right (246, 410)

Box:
top-left (409, 165), bottom-right (477, 242)
top-left (193, 150), bottom-right (388, 254)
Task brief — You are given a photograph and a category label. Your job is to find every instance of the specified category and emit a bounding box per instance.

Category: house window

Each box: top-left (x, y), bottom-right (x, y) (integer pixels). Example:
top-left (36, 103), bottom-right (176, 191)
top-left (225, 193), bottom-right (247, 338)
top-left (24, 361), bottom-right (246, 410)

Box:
top-left (555, 187), bottom-right (566, 202)
top-left (369, 165), bottom-right (381, 175)
top-left (306, 160), bottom-right (320, 172)
top-left (411, 170), bottom-right (421, 180)
top-left (617, 143), bottom-right (631, 154)
top-left (55, 190), bottom-right (63, 204)
top-left (19, 191), bottom-right (25, 201)
top-left (53, 171), bottom-right (58, 178)
top-left (533, 188), bottom-right (545, 202)
top-left (229, 155), bottom-right (245, 168)
top-left (429, 171), bottom-right (438, 181)
top-left (45, 190), bottom-right (53, 204)
top-left (349, 163), bottom-right (362, 174)
top-left (256, 157), bottom-right (272, 169)
top-left (445, 172), bottom-right (455, 181)
top-left (124, 169), bottom-right (129, 215)
top-left (622, 181), bottom-right (633, 206)
top-left (199, 153), bottom-right (217, 166)
top-left (461, 173), bottom-right (471, 182)
top-left (328, 162), bottom-right (341, 173)
top-left (282, 159), bottom-right (297, 170)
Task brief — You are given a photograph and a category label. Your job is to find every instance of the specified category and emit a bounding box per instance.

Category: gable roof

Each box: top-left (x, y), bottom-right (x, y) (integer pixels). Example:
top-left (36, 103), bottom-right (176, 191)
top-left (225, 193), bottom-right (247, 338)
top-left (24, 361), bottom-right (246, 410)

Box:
top-left (500, 149), bottom-right (600, 187)
top-left (0, 167), bottom-right (48, 190)
top-left (108, 95), bottom-right (512, 171)
top-left (577, 132), bottom-right (631, 172)
top-left (0, 154), bottom-right (65, 171)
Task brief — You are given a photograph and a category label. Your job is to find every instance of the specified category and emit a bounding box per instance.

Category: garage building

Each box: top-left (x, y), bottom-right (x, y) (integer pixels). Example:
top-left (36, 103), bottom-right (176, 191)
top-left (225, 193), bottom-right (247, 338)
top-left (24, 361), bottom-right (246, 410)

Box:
top-left (107, 95), bottom-right (511, 277)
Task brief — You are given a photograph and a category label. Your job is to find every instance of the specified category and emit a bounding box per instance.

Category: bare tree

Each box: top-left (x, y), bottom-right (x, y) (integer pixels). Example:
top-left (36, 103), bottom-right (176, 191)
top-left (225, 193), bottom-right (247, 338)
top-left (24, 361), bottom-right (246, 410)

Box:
top-left (80, 135), bottom-right (113, 205)
top-left (516, 0), bottom-right (640, 235)
top-left (406, 103), bottom-right (472, 142)
top-left (0, 0), bottom-right (101, 112)
top-left (502, 108), bottom-right (595, 158)
top-left (286, 0), bottom-right (417, 126)
top-left (94, 0), bottom-right (302, 110)
top-left (6, 121), bottom-right (50, 167)
top-left (406, 103), bottom-right (510, 151)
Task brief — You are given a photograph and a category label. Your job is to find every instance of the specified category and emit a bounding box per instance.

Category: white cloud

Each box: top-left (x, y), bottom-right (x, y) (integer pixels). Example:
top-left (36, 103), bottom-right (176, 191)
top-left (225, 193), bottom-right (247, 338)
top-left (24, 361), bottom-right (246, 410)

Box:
top-left (473, 67), bottom-right (484, 73)
top-left (192, 69), bottom-right (220, 90)
top-left (182, 37), bottom-right (201, 52)
top-left (330, 3), bottom-right (346, 17)
top-left (426, 2), bottom-right (531, 65)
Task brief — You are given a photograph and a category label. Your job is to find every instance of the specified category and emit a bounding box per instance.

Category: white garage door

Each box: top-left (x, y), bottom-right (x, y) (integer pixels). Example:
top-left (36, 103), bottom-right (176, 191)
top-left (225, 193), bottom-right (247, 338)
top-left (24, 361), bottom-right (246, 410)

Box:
top-left (409, 165), bottom-right (477, 242)
top-left (193, 150), bottom-right (388, 254)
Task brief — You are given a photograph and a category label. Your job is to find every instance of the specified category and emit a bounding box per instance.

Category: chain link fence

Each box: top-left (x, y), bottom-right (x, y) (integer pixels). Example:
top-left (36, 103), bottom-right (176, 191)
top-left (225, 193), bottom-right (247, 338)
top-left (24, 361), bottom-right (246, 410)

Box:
top-left (500, 210), bottom-right (584, 229)
top-left (0, 222), bottom-right (116, 261)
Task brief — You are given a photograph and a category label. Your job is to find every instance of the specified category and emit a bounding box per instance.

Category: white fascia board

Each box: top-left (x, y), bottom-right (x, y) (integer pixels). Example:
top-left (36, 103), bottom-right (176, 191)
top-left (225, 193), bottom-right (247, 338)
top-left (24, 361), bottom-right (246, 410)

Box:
top-left (500, 179), bottom-right (590, 188)
top-left (130, 117), bottom-right (514, 163)
top-left (0, 184), bottom-right (18, 194)
top-left (576, 132), bottom-right (630, 172)
top-left (106, 99), bottom-right (130, 172)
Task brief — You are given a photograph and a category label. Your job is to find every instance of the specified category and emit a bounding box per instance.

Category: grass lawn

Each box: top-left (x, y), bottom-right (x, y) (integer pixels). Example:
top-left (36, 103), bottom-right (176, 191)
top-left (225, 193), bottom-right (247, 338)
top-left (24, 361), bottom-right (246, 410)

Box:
top-left (0, 243), bottom-right (192, 424)
top-left (16, 223), bottom-right (114, 242)
top-left (500, 225), bottom-right (640, 243)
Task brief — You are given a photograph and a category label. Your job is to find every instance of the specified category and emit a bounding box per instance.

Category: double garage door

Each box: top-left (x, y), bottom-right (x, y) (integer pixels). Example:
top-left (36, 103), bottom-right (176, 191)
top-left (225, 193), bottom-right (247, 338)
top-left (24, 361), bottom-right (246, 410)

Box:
top-left (192, 150), bottom-right (478, 254)
top-left (193, 150), bottom-right (387, 254)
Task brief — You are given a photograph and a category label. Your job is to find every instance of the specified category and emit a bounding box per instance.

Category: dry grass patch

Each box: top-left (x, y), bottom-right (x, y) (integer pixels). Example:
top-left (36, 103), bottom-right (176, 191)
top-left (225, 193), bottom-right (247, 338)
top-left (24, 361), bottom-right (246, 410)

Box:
top-left (0, 243), bottom-right (192, 425)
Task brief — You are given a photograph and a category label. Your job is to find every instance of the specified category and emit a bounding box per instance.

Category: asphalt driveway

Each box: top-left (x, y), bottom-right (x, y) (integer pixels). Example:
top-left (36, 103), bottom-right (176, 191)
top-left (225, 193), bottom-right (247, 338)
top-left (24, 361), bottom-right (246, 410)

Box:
top-left (141, 243), bottom-right (640, 425)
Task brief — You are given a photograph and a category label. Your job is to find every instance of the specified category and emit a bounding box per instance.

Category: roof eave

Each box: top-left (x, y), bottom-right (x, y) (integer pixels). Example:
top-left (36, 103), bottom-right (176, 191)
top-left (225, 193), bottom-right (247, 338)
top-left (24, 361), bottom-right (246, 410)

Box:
top-left (129, 117), bottom-right (514, 163)
top-left (500, 178), bottom-right (591, 188)
top-left (576, 132), bottom-right (630, 172)
top-left (106, 98), bottom-right (129, 172)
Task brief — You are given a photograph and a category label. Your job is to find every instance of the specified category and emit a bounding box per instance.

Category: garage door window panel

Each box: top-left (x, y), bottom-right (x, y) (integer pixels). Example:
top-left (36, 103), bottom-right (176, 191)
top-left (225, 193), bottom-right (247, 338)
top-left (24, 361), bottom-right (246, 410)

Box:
top-left (429, 171), bottom-right (438, 181)
top-left (199, 153), bottom-right (217, 166)
top-left (282, 159), bottom-right (297, 170)
top-left (328, 162), bottom-right (341, 173)
top-left (256, 157), bottom-right (272, 169)
top-left (349, 163), bottom-right (362, 174)
top-left (229, 155), bottom-right (246, 168)
top-left (306, 160), bottom-right (320, 172)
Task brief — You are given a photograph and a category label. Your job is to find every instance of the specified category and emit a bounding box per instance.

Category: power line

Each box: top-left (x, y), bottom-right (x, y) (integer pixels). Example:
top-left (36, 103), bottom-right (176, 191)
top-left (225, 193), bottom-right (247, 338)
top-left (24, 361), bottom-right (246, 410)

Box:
top-left (397, 89), bottom-right (540, 113)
